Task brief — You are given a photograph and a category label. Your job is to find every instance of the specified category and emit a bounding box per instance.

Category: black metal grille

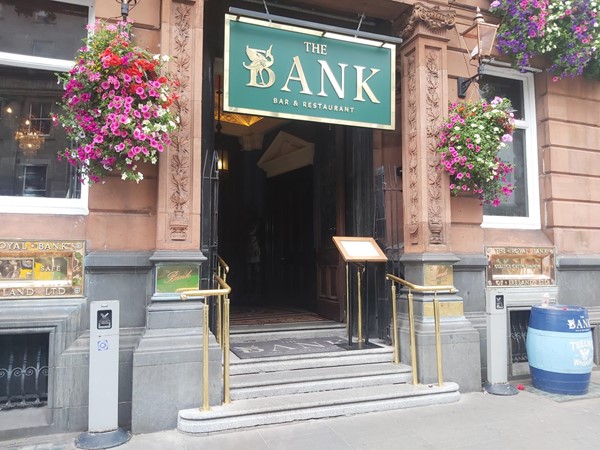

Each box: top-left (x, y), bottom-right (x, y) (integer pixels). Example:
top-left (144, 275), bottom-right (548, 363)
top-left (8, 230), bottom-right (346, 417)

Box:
top-left (510, 310), bottom-right (530, 363)
top-left (0, 333), bottom-right (49, 410)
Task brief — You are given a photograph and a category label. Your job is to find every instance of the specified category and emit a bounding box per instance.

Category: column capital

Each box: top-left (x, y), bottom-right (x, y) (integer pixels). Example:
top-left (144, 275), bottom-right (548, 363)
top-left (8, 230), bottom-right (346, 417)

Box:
top-left (401, 2), bottom-right (456, 41)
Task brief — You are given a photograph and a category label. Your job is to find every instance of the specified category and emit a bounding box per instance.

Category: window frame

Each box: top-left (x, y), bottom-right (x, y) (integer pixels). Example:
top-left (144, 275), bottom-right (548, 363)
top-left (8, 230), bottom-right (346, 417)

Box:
top-left (480, 66), bottom-right (541, 230)
top-left (0, 0), bottom-right (95, 215)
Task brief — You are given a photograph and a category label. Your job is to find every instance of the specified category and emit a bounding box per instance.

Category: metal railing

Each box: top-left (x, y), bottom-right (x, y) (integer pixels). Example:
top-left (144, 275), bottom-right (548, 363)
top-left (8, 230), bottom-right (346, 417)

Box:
top-left (386, 274), bottom-right (457, 387)
top-left (215, 255), bottom-right (229, 347)
top-left (178, 257), bottom-right (231, 411)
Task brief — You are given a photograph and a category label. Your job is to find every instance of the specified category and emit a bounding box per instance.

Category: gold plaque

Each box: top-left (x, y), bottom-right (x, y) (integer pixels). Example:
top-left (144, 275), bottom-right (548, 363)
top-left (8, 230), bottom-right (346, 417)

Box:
top-left (0, 240), bottom-right (85, 299)
top-left (424, 264), bottom-right (454, 287)
top-left (486, 246), bottom-right (555, 287)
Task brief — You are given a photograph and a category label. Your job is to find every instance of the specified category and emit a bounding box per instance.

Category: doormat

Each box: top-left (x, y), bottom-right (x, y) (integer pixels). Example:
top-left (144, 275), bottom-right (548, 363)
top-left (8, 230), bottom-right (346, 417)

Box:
top-left (230, 306), bottom-right (330, 326)
top-left (523, 382), bottom-right (600, 402)
top-left (231, 336), bottom-right (382, 359)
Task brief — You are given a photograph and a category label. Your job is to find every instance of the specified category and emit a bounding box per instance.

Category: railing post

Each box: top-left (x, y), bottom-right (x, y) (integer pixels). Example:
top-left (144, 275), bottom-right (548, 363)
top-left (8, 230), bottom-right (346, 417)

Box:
top-left (345, 263), bottom-right (350, 337)
top-left (201, 299), bottom-right (210, 411)
top-left (391, 283), bottom-right (399, 364)
top-left (215, 295), bottom-right (223, 348)
top-left (357, 266), bottom-right (364, 343)
top-left (433, 292), bottom-right (444, 386)
top-left (408, 289), bottom-right (418, 385)
top-left (223, 296), bottom-right (231, 404)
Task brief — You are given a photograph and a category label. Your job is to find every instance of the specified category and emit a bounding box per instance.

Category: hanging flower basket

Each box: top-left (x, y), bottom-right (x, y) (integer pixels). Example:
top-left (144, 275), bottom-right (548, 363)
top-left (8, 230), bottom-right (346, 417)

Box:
top-left (490, 0), bottom-right (600, 80)
top-left (55, 19), bottom-right (179, 183)
top-left (437, 97), bottom-right (516, 207)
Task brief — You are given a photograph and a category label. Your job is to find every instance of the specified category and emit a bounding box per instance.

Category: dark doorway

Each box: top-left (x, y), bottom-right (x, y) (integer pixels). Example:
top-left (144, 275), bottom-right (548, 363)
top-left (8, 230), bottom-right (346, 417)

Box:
top-left (215, 121), bottom-right (379, 328)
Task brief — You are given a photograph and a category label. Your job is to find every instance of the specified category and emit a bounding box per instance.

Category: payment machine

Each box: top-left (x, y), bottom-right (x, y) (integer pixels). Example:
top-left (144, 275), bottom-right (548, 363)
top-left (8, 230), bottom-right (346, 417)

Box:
top-left (75, 301), bottom-right (130, 449)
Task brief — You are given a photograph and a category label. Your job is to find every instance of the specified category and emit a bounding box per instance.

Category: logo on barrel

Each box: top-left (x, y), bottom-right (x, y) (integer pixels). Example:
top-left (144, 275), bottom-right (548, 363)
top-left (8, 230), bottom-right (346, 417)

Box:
top-left (571, 339), bottom-right (594, 367)
top-left (567, 318), bottom-right (590, 330)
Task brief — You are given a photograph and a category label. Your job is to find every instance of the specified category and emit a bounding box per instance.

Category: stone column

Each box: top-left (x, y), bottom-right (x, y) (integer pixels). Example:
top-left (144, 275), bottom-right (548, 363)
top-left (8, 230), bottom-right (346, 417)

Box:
top-left (132, 0), bottom-right (221, 433)
top-left (399, 2), bottom-right (481, 392)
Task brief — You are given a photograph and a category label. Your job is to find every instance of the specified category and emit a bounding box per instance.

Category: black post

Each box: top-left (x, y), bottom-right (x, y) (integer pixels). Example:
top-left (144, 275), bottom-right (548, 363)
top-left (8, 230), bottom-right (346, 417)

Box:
top-left (365, 262), bottom-right (369, 345)
top-left (121, 0), bottom-right (129, 20)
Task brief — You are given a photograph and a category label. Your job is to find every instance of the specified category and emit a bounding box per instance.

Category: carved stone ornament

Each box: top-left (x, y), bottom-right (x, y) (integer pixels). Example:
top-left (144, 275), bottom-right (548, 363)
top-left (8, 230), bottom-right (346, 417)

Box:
top-left (402, 2), bottom-right (456, 39)
top-left (425, 49), bottom-right (444, 245)
top-left (406, 52), bottom-right (419, 246)
top-left (168, 3), bottom-right (193, 241)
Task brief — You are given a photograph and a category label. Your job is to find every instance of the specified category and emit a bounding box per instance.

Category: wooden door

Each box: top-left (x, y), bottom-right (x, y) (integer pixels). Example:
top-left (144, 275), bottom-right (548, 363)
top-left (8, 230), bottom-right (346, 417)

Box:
top-left (314, 126), bottom-right (345, 321)
top-left (264, 166), bottom-right (315, 308)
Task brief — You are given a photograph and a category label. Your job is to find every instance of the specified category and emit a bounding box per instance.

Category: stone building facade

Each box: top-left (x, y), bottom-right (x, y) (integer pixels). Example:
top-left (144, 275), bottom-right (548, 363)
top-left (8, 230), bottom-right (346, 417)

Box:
top-left (0, 0), bottom-right (598, 437)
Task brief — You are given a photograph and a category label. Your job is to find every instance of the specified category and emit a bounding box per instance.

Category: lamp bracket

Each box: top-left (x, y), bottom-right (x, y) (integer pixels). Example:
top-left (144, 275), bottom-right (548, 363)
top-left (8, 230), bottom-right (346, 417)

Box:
top-left (457, 74), bottom-right (478, 99)
top-left (117, 0), bottom-right (140, 19)
top-left (457, 62), bottom-right (489, 99)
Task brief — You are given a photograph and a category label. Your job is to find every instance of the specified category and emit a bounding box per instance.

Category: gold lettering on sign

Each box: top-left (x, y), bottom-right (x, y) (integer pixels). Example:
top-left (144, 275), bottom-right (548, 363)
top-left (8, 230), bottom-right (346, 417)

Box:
top-left (166, 270), bottom-right (193, 283)
top-left (486, 246), bottom-right (556, 287)
top-left (0, 240), bottom-right (85, 300)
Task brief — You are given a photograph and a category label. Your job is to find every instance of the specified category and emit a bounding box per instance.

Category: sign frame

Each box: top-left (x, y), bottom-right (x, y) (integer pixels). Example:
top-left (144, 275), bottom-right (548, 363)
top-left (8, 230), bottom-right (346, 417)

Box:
top-left (0, 239), bottom-right (85, 299)
top-left (155, 262), bottom-right (200, 295)
top-left (485, 246), bottom-right (556, 288)
top-left (332, 236), bottom-right (387, 263)
top-left (224, 14), bottom-right (396, 130)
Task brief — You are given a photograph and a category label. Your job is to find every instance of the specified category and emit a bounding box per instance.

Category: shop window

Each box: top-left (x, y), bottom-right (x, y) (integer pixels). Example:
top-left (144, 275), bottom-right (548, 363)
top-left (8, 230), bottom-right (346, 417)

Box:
top-left (0, 0), bottom-right (93, 215)
top-left (479, 68), bottom-right (541, 229)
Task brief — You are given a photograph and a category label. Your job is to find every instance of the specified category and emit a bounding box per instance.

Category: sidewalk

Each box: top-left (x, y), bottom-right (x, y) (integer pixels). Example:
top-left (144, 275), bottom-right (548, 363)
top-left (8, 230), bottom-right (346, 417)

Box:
top-left (3, 373), bottom-right (600, 450)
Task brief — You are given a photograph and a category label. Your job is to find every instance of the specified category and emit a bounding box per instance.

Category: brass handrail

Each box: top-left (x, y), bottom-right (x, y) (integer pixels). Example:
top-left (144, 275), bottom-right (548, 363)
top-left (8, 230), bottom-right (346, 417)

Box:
top-left (386, 274), bottom-right (457, 294)
top-left (215, 255), bottom-right (229, 346)
top-left (216, 255), bottom-right (230, 276)
top-left (177, 270), bottom-right (232, 411)
top-left (386, 274), bottom-right (456, 387)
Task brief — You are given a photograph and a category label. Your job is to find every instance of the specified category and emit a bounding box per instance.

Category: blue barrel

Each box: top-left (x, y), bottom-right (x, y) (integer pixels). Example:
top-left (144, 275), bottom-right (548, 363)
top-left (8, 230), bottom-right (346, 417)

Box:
top-left (526, 305), bottom-right (594, 395)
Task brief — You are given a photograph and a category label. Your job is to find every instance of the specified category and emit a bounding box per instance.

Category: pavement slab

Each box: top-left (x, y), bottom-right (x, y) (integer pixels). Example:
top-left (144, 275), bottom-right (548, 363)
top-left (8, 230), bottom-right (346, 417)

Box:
top-left (3, 371), bottom-right (600, 450)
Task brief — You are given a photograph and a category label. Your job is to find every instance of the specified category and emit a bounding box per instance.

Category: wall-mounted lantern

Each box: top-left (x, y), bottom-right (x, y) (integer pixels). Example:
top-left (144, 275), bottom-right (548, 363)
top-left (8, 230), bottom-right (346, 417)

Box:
top-left (457, 7), bottom-right (499, 98)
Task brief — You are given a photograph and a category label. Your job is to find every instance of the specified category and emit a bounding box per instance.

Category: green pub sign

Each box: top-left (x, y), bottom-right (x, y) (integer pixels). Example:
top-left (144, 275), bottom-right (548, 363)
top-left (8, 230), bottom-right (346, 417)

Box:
top-left (155, 263), bottom-right (200, 294)
top-left (224, 15), bottom-right (396, 129)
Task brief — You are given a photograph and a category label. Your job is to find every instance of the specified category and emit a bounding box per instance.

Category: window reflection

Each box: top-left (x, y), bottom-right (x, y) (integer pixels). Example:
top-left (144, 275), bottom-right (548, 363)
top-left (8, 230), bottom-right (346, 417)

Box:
top-left (483, 129), bottom-right (528, 217)
top-left (480, 75), bottom-right (529, 218)
top-left (0, 0), bottom-right (88, 60)
top-left (0, 65), bottom-right (80, 198)
top-left (479, 74), bottom-right (525, 121)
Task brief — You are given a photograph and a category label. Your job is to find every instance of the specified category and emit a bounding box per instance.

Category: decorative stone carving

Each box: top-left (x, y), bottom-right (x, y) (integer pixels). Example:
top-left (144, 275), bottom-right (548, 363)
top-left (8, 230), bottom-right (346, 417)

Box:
top-left (402, 2), bottom-right (455, 39)
top-left (425, 49), bottom-right (444, 245)
top-left (168, 3), bottom-right (192, 241)
top-left (406, 52), bottom-right (419, 245)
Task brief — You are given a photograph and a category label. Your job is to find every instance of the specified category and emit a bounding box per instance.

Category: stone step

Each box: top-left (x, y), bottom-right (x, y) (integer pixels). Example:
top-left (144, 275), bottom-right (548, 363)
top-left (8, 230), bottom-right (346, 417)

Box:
top-left (229, 344), bottom-right (395, 375)
top-left (230, 362), bottom-right (412, 400)
top-left (230, 322), bottom-right (346, 342)
top-left (178, 382), bottom-right (460, 434)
